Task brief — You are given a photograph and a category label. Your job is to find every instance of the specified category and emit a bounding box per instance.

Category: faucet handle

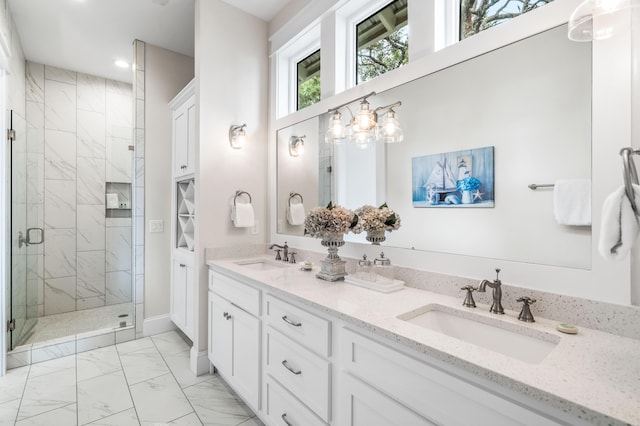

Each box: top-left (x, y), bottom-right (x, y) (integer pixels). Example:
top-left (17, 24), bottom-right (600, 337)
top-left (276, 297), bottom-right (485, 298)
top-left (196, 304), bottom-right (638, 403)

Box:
top-left (289, 252), bottom-right (296, 264)
top-left (494, 268), bottom-right (501, 281)
top-left (517, 296), bottom-right (536, 322)
top-left (461, 286), bottom-right (477, 308)
top-left (274, 249), bottom-right (282, 261)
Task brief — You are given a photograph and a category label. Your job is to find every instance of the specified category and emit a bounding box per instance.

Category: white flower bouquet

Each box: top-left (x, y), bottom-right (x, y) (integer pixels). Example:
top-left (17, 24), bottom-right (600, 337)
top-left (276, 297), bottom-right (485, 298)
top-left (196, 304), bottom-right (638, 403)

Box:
top-left (304, 202), bottom-right (358, 238)
top-left (352, 203), bottom-right (401, 234)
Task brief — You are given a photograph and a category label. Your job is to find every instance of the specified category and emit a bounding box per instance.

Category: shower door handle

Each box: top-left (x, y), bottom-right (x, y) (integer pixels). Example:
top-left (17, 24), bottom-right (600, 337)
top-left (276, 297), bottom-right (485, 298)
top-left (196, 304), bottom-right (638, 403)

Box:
top-left (19, 228), bottom-right (44, 247)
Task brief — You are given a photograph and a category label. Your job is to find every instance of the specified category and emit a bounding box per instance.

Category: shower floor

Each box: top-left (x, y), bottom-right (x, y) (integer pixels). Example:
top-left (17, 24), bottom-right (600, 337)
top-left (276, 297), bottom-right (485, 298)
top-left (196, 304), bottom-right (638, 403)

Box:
top-left (19, 303), bottom-right (135, 346)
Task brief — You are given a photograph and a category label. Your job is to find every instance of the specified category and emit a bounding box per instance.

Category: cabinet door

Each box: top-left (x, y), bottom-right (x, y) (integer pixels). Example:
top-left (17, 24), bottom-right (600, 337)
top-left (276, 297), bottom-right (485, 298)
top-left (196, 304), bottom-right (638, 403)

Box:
top-left (342, 373), bottom-right (435, 426)
top-left (231, 305), bottom-right (260, 410)
top-left (185, 102), bottom-right (195, 175)
top-left (173, 105), bottom-right (188, 177)
top-left (183, 263), bottom-right (194, 338)
top-left (208, 292), bottom-right (232, 377)
top-left (171, 259), bottom-right (187, 330)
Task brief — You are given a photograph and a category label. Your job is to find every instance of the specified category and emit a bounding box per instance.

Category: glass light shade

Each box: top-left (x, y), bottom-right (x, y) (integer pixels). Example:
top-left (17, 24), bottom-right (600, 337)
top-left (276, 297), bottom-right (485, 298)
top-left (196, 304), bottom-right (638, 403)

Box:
top-left (229, 124), bottom-right (247, 149)
top-left (289, 136), bottom-right (305, 157)
top-left (378, 109), bottom-right (404, 143)
top-left (350, 119), bottom-right (377, 149)
top-left (355, 100), bottom-right (377, 131)
top-left (325, 111), bottom-right (347, 144)
top-left (569, 0), bottom-right (639, 41)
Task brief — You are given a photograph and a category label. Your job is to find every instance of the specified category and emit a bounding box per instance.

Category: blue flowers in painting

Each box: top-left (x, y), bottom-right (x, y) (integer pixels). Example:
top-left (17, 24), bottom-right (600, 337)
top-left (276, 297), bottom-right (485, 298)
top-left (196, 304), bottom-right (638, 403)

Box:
top-left (456, 177), bottom-right (480, 191)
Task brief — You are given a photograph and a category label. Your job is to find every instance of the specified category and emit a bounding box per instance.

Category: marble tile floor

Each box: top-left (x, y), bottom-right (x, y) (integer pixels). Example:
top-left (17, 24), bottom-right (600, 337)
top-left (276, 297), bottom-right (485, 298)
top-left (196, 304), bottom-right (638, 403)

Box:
top-left (1, 331), bottom-right (264, 426)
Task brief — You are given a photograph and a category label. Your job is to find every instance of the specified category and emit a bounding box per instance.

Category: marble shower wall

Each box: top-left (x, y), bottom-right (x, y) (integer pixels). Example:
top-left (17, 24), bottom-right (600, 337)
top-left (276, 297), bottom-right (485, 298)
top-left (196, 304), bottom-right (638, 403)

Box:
top-left (26, 61), bottom-right (134, 316)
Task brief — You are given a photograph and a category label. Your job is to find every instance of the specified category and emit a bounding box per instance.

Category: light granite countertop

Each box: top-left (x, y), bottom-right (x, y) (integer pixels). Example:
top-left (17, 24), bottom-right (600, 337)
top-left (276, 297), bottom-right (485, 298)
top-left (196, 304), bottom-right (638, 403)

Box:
top-left (207, 255), bottom-right (640, 426)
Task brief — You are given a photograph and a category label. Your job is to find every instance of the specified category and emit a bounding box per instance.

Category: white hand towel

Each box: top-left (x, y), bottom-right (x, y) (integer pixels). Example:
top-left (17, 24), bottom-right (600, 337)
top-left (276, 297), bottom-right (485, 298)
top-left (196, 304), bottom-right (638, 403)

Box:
top-left (232, 202), bottom-right (255, 228)
top-left (598, 184), bottom-right (640, 261)
top-left (287, 203), bottom-right (306, 226)
top-left (553, 179), bottom-right (592, 226)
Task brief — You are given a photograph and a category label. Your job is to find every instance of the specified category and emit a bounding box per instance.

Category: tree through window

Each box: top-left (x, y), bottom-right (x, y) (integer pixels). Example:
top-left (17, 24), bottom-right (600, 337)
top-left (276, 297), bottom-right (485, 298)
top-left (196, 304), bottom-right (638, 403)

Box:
top-left (297, 49), bottom-right (321, 110)
top-left (356, 0), bottom-right (409, 85)
top-left (460, 0), bottom-right (553, 39)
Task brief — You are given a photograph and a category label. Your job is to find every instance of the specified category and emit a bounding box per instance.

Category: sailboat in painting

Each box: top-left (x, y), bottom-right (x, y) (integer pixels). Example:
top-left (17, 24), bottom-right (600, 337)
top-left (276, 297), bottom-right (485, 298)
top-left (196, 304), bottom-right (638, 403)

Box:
top-left (422, 157), bottom-right (457, 195)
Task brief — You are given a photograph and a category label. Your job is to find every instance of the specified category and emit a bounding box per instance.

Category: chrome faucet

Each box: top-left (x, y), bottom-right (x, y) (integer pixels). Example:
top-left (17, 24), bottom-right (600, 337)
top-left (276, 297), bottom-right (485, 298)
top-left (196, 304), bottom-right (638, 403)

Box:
top-left (269, 242), bottom-right (288, 262)
top-left (477, 268), bottom-right (504, 314)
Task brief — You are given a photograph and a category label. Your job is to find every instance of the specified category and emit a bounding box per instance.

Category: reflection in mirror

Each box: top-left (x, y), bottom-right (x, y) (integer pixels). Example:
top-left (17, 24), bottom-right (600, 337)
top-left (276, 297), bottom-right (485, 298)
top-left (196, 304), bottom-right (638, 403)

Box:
top-left (276, 24), bottom-right (592, 269)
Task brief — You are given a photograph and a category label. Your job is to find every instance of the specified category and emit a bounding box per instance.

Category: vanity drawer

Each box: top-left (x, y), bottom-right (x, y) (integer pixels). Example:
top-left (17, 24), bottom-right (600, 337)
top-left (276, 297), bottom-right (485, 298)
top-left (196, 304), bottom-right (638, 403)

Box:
top-left (209, 270), bottom-right (260, 316)
top-left (266, 326), bottom-right (331, 422)
top-left (265, 376), bottom-right (327, 426)
top-left (340, 328), bottom-right (563, 426)
top-left (265, 294), bottom-right (331, 357)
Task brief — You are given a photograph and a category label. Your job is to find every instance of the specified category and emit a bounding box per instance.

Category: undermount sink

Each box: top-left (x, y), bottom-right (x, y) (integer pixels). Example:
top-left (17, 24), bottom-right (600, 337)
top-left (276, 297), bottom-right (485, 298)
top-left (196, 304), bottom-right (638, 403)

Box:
top-left (233, 259), bottom-right (290, 271)
top-left (398, 304), bottom-right (559, 364)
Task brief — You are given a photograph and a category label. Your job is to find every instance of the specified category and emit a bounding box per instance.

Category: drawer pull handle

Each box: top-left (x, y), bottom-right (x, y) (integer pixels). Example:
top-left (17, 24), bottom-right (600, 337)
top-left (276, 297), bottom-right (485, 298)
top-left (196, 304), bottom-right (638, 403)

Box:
top-left (281, 360), bottom-right (302, 375)
top-left (179, 263), bottom-right (186, 268)
top-left (223, 312), bottom-right (231, 320)
top-left (281, 413), bottom-right (293, 426)
top-left (282, 315), bottom-right (302, 327)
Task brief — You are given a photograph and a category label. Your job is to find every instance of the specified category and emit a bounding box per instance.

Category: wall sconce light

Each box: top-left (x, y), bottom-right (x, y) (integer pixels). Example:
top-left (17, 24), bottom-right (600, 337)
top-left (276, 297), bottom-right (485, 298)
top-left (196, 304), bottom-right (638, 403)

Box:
top-left (229, 124), bottom-right (247, 149)
top-left (289, 135), bottom-right (305, 157)
top-left (326, 93), bottom-right (404, 146)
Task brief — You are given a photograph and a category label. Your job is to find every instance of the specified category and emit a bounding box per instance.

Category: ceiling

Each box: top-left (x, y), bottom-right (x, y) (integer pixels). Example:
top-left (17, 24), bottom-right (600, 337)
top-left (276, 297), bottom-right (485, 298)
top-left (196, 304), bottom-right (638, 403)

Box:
top-left (8, 0), bottom-right (289, 83)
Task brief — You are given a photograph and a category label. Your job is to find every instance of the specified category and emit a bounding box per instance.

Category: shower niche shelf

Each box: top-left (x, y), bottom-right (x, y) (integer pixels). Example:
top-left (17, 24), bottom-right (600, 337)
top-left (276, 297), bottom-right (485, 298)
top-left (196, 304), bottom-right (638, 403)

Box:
top-left (176, 178), bottom-right (195, 251)
top-left (105, 182), bottom-right (132, 218)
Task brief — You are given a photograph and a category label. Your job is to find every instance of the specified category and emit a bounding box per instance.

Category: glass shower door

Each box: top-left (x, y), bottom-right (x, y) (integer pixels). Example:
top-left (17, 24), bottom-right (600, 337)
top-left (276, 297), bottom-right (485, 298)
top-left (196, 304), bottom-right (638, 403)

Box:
top-left (9, 109), bottom-right (38, 349)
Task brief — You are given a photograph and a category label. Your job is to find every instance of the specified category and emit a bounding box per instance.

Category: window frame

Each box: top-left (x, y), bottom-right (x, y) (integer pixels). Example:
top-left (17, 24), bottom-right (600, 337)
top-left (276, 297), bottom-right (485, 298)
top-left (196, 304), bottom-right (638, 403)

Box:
top-left (296, 48), bottom-right (321, 111)
top-left (353, 0), bottom-right (410, 86)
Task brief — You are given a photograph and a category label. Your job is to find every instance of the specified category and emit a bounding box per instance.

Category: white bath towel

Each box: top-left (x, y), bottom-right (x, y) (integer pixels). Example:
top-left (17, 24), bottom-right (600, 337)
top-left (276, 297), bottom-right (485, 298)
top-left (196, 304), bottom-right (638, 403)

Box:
top-left (287, 202), bottom-right (306, 226)
top-left (598, 184), bottom-right (640, 261)
top-left (232, 202), bottom-right (255, 228)
top-left (553, 179), bottom-right (592, 226)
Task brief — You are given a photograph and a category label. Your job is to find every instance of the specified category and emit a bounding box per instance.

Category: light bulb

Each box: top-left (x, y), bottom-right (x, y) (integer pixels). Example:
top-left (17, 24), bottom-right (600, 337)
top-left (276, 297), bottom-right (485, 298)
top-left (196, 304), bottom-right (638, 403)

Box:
top-left (325, 111), bottom-right (346, 144)
top-left (355, 100), bottom-right (377, 131)
top-left (379, 109), bottom-right (404, 143)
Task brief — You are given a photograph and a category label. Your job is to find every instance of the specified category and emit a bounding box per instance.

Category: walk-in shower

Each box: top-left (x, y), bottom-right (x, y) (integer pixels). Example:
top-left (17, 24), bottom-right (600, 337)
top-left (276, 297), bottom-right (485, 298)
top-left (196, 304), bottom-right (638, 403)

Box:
top-left (7, 62), bottom-right (136, 363)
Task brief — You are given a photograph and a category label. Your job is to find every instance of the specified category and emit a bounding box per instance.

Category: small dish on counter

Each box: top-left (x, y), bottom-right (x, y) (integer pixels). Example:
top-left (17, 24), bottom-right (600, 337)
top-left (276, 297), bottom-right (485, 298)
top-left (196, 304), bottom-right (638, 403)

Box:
top-left (300, 261), bottom-right (313, 271)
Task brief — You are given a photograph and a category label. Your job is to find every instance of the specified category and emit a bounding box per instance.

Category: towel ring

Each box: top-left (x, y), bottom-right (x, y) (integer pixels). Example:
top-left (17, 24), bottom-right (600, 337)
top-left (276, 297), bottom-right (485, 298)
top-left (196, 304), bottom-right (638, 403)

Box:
top-left (620, 147), bottom-right (640, 216)
top-left (234, 190), bottom-right (252, 207)
top-left (288, 192), bottom-right (303, 206)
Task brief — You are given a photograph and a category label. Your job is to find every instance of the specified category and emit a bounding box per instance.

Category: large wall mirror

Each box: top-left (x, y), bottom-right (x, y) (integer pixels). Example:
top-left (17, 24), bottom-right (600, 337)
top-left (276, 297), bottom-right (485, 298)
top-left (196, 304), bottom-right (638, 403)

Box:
top-left (277, 24), bottom-right (592, 270)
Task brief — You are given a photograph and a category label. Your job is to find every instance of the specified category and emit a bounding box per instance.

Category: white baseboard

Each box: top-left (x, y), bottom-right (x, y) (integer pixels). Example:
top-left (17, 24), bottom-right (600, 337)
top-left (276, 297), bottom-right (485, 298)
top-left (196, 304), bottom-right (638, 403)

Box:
top-left (143, 314), bottom-right (176, 336)
top-left (190, 347), bottom-right (210, 376)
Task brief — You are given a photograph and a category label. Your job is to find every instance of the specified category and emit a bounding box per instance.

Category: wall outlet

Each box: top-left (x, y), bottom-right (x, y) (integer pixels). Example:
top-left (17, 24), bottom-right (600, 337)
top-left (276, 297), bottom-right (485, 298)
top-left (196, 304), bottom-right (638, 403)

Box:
top-left (149, 220), bottom-right (164, 233)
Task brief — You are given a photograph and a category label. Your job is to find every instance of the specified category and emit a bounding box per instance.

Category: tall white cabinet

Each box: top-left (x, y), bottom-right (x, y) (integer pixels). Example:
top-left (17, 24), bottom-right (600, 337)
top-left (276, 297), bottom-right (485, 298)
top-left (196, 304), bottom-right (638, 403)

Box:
top-left (169, 80), bottom-right (196, 340)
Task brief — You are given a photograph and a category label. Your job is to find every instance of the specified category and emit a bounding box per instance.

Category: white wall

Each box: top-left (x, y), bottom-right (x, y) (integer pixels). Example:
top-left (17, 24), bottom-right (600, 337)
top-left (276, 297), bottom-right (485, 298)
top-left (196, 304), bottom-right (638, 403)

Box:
top-left (195, 0), bottom-right (268, 351)
top-left (268, 0), bottom-right (636, 305)
top-left (144, 44), bottom-right (194, 318)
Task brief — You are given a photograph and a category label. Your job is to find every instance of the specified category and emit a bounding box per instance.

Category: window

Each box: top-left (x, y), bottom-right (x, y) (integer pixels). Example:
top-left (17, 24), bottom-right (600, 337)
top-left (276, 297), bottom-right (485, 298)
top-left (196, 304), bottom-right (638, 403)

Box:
top-left (297, 49), bottom-right (321, 110)
top-left (460, 0), bottom-right (553, 40)
top-left (356, 0), bottom-right (409, 85)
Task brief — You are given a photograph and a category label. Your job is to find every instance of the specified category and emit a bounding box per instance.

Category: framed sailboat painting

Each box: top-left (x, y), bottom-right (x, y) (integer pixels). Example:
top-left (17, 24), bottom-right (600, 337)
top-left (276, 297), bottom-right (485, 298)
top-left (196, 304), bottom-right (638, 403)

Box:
top-left (412, 146), bottom-right (494, 208)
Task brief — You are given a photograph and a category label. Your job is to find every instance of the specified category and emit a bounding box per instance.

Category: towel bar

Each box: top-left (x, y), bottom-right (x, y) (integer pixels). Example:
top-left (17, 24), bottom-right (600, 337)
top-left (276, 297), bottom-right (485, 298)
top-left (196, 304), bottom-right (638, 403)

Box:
top-left (234, 190), bottom-right (252, 206)
top-left (288, 192), bottom-right (303, 206)
top-left (528, 183), bottom-right (554, 190)
top-left (620, 147), bottom-right (640, 216)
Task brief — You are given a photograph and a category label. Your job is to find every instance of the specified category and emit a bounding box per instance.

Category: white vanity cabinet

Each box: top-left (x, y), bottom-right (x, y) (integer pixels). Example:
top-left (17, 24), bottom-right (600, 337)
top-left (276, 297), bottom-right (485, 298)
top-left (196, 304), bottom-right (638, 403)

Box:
top-left (208, 270), bottom-right (261, 411)
top-left (263, 294), bottom-right (332, 423)
top-left (169, 80), bottom-right (195, 178)
top-left (338, 328), bottom-right (570, 426)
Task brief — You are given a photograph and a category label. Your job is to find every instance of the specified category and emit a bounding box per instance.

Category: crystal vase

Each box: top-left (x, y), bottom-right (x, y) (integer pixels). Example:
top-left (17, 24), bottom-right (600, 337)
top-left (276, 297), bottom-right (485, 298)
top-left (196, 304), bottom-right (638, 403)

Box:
top-left (316, 233), bottom-right (347, 282)
top-left (365, 230), bottom-right (386, 245)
